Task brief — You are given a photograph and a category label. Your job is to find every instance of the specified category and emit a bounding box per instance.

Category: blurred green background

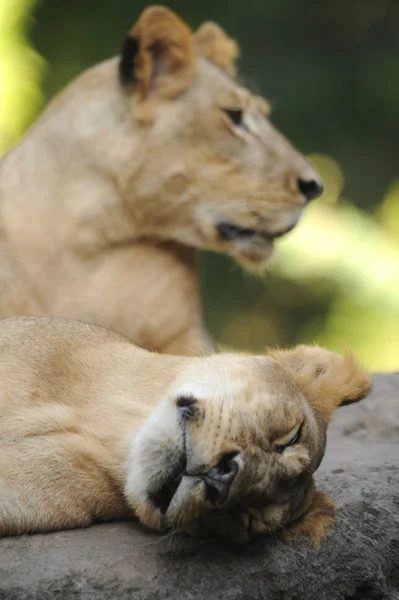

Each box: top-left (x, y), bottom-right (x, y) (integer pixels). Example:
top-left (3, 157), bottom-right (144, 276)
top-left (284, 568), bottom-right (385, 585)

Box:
top-left (1, 0), bottom-right (398, 370)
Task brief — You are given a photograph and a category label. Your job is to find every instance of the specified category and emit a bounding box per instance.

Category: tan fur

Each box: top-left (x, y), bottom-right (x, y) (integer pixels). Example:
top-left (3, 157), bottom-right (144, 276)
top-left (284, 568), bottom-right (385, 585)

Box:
top-left (270, 345), bottom-right (372, 423)
top-left (279, 490), bottom-right (336, 548)
top-left (0, 317), bottom-right (371, 544)
top-left (195, 21), bottom-right (239, 76)
top-left (128, 6), bottom-right (195, 120)
top-left (0, 6), bottom-right (322, 356)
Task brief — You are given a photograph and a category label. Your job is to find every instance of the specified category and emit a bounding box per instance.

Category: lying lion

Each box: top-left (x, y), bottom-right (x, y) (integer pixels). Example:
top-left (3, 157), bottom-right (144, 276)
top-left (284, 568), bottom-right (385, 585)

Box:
top-left (0, 316), bottom-right (371, 544)
top-left (0, 6), bottom-right (323, 356)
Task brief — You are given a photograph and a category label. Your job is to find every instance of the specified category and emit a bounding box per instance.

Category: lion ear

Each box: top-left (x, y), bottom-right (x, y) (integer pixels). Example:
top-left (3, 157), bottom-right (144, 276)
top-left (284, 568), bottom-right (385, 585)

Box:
top-left (119, 6), bottom-right (195, 105)
top-left (270, 345), bottom-right (372, 423)
top-left (194, 22), bottom-right (239, 76)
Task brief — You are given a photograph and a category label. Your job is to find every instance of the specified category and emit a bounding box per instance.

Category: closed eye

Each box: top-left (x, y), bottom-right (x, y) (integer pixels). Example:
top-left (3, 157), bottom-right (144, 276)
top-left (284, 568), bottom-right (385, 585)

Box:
top-left (223, 108), bottom-right (244, 127)
top-left (274, 422), bottom-right (304, 454)
top-left (285, 428), bottom-right (301, 447)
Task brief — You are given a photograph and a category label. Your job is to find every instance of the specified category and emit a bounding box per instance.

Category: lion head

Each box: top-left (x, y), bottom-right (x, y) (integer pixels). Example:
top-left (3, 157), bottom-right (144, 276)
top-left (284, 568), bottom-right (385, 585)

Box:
top-left (125, 346), bottom-right (371, 544)
top-left (117, 6), bottom-right (323, 271)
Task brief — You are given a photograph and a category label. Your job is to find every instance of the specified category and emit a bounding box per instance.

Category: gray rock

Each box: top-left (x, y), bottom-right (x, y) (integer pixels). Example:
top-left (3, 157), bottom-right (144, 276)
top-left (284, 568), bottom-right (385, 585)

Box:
top-left (1, 373), bottom-right (398, 600)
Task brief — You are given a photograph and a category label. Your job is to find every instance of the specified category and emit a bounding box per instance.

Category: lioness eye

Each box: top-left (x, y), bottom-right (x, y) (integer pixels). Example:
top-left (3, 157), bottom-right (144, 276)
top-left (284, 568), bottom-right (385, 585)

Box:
top-left (223, 108), bottom-right (244, 127)
top-left (275, 425), bottom-right (302, 454)
top-left (285, 429), bottom-right (300, 447)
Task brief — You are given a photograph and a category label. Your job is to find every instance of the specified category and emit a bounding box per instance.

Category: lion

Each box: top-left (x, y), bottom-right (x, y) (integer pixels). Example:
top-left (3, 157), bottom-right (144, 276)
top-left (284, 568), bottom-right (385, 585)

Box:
top-left (0, 6), bottom-right (323, 356)
top-left (0, 316), bottom-right (371, 545)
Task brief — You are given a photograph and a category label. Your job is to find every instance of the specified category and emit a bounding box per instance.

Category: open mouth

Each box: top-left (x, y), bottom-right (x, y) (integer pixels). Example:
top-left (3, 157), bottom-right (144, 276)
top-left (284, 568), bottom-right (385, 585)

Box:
top-left (216, 222), bottom-right (295, 243)
top-left (148, 452), bottom-right (186, 514)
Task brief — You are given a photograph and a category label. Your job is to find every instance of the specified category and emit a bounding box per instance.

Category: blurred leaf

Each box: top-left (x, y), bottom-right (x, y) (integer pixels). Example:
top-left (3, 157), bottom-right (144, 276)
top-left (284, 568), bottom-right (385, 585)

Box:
top-left (0, 0), bottom-right (46, 153)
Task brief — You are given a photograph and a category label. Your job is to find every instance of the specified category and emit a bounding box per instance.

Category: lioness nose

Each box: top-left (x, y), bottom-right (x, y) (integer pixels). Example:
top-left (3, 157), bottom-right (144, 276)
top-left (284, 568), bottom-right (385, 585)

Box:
top-left (297, 177), bottom-right (324, 201)
top-left (202, 451), bottom-right (240, 506)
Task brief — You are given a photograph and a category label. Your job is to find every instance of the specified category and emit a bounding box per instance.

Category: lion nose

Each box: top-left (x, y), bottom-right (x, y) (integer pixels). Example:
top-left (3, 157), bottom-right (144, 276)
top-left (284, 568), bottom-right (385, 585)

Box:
top-left (202, 451), bottom-right (240, 506)
top-left (297, 177), bottom-right (324, 201)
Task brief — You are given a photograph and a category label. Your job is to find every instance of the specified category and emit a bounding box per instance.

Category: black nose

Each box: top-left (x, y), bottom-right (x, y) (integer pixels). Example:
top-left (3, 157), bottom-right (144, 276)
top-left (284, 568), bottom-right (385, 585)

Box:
top-left (297, 178), bottom-right (324, 201)
top-left (202, 451), bottom-right (240, 506)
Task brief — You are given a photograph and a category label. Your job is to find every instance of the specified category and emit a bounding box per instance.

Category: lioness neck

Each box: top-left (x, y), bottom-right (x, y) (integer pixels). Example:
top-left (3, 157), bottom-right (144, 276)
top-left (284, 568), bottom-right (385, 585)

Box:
top-left (0, 59), bottom-right (211, 356)
top-left (0, 58), bottom-right (147, 253)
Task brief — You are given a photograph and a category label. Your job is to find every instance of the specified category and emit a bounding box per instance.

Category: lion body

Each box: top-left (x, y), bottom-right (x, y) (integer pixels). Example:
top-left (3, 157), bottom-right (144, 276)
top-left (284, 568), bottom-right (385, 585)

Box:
top-left (0, 316), bottom-right (183, 534)
top-left (0, 316), bottom-right (370, 543)
top-left (0, 59), bottom-right (209, 355)
top-left (0, 7), bottom-right (322, 356)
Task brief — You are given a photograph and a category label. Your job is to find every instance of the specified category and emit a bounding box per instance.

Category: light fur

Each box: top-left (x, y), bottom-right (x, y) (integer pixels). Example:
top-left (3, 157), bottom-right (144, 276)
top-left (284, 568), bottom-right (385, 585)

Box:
top-left (0, 6), bottom-right (322, 356)
top-left (0, 317), bottom-right (371, 545)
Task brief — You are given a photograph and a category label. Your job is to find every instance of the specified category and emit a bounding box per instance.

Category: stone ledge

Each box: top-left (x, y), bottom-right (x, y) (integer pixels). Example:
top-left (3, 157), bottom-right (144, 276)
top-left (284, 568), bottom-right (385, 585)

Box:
top-left (1, 374), bottom-right (398, 600)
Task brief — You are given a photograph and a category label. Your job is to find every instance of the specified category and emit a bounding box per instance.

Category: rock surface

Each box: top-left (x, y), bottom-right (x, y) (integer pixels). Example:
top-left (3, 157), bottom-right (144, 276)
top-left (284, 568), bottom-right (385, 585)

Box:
top-left (1, 373), bottom-right (398, 600)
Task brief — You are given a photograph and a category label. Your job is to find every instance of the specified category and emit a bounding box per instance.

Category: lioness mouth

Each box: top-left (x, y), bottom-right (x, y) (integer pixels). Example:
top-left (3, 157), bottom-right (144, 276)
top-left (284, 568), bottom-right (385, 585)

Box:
top-left (216, 222), bottom-right (294, 243)
top-left (149, 452), bottom-right (186, 513)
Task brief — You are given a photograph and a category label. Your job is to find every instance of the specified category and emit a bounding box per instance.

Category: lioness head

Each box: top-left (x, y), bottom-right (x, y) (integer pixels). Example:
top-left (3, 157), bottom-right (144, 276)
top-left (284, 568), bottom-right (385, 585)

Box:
top-left (118, 6), bottom-right (323, 270)
top-left (126, 346), bottom-right (371, 543)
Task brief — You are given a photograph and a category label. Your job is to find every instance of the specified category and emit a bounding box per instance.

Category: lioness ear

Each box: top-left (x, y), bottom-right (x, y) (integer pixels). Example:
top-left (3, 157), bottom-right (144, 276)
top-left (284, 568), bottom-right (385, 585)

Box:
top-left (119, 6), bottom-right (195, 104)
top-left (195, 22), bottom-right (239, 77)
top-left (270, 345), bottom-right (372, 423)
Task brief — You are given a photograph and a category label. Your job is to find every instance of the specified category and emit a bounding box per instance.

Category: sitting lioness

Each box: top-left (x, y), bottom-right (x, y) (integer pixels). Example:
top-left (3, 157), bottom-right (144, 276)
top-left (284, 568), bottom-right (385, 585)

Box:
top-left (0, 317), bottom-right (370, 544)
top-left (0, 6), bottom-right (323, 356)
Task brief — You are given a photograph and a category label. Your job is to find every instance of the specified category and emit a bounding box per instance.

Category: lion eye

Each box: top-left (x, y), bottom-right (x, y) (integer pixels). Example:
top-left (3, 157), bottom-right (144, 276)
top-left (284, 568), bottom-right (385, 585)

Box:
top-left (285, 429), bottom-right (301, 447)
top-left (223, 108), bottom-right (244, 127)
top-left (275, 426), bottom-right (302, 454)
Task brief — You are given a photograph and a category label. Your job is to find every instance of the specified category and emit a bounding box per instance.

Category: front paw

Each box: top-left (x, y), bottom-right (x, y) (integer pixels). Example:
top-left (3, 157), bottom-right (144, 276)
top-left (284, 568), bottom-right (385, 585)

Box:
top-left (185, 509), bottom-right (252, 543)
top-left (185, 491), bottom-right (335, 547)
top-left (185, 504), bottom-right (286, 543)
top-left (279, 490), bottom-right (335, 548)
